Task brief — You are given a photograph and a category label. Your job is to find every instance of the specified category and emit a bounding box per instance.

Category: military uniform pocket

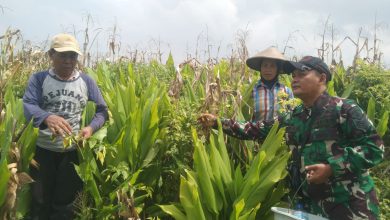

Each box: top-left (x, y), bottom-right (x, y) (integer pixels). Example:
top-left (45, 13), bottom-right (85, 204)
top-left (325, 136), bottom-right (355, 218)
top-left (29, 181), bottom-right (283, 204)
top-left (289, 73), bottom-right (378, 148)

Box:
top-left (306, 182), bottom-right (332, 201)
top-left (311, 127), bottom-right (340, 141)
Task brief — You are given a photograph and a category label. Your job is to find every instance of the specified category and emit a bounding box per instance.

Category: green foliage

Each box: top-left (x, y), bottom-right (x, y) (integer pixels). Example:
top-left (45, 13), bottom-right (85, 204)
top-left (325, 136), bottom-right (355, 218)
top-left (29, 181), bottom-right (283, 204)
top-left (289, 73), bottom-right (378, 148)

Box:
top-left (0, 88), bottom-right (37, 218)
top-left (160, 122), bottom-right (289, 220)
top-left (1, 45), bottom-right (389, 219)
top-left (74, 63), bottom-right (174, 219)
top-left (348, 60), bottom-right (390, 145)
top-left (350, 60), bottom-right (390, 114)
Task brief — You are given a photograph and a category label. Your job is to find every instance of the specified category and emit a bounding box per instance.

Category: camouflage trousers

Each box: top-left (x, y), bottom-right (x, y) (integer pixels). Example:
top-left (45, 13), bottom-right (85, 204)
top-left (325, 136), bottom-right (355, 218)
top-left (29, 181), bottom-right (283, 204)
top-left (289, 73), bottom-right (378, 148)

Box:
top-left (308, 189), bottom-right (379, 220)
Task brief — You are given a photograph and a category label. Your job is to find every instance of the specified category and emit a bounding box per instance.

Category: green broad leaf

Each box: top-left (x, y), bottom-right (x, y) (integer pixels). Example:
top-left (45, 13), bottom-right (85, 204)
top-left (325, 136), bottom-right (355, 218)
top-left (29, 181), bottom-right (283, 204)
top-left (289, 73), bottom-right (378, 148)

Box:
top-left (180, 173), bottom-right (206, 220)
top-left (241, 80), bottom-right (257, 121)
top-left (159, 205), bottom-right (187, 220)
top-left (259, 122), bottom-right (279, 155)
top-left (239, 204), bottom-right (260, 220)
top-left (0, 159), bottom-right (11, 206)
top-left (239, 151), bottom-right (266, 198)
top-left (256, 181), bottom-right (288, 217)
top-left (17, 121), bottom-right (38, 172)
top-left (366, 97), bottom-right (375, 123)
top-left (15, 184), bottom-right (31, 217)
top-left (376, 111), bottom-right (389, 137)
top-left (75, 164), bottom-right (103, 207)
top-left (92, 126), bottom-right (107, 141)
top-left (327, 80), bottom-right (336, 96)
top-left (115, 85), bottom-right (127, 124)
top-left (140, 145), bottom-right (159, 168)
top-left (210, 132), bottom-right (232, 185)
top-left (127, 63), bottom-right (134, 79)
top-left (184, 80), bottom-right (197, 103)
top-left (244, 152), bottom-right (290, 210)
top-left (230, 199), bottom-right (245, 220)
top-left (82, 101), bottom-right (96, 127)
top-left (232, 166), bottom-right (243, 199)
top-left (209, 134), bottom-right (227, 210)
top-left (192, 128), bottom-right (218, 214)
top-left (216, 120), bottom-right (232, 174)
top-left (119, 83), bottom-right (131, 116)
top-left (0, 106), bottom-right (13, 163)
top-left (166, 52), bottom-right (175, 69)
top-left (260, 124), bottom-right (285, 164)
top-left (341, 84), bottom-right (354, 99)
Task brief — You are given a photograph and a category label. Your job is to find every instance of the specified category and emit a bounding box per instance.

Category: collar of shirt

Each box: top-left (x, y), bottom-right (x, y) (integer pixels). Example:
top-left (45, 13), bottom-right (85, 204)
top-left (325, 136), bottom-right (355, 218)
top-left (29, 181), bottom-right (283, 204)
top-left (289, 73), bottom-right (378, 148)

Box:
top-left (294, 92), bottom-right (331, 118)
top-left (255, 79), bottom-right (281, 89)
top-left (49, 68), bottom-right (80, 81)
top-left (311, 92), bottom-right (331, 114)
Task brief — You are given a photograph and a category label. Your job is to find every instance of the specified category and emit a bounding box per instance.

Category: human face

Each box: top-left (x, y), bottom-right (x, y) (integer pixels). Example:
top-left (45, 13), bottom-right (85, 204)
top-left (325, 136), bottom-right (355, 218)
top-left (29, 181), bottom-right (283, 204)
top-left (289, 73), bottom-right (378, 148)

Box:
top-left (260, 59), bottom-right (278, 81)
top-left (291, 66), bottom-right (325, 102)
top-left (50, 51), bottom-right (78, 78)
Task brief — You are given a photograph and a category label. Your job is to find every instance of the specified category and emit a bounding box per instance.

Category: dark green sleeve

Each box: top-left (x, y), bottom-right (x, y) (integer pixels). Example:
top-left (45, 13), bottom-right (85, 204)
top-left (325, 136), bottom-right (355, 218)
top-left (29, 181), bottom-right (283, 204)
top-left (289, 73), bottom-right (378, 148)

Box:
top-left (219, 118), bottom-right (275, 141)
top-left (327, 104), bottom-right (384, 176)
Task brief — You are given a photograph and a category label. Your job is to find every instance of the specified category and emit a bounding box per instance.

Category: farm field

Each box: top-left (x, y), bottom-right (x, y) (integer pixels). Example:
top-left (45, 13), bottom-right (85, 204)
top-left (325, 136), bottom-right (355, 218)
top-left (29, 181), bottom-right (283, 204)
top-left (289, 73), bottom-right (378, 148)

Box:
top-left (1, 30), bottom-right (390, 220)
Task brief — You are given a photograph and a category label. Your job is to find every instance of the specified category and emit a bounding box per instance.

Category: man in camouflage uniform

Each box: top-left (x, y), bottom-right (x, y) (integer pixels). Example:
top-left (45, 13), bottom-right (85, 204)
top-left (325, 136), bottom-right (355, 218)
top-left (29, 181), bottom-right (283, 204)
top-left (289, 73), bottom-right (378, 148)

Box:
top-left (199, 56), bottom-right (384, 220)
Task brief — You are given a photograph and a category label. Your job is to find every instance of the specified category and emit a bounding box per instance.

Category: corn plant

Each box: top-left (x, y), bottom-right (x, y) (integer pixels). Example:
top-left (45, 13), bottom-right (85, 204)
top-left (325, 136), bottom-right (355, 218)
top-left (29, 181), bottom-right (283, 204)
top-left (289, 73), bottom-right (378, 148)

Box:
top-left (160, 120), bottom-right (290, 220)
top-left (366, 97), bottom-right (389, 138)
top-left (0, 88), bottom-right (37, 220)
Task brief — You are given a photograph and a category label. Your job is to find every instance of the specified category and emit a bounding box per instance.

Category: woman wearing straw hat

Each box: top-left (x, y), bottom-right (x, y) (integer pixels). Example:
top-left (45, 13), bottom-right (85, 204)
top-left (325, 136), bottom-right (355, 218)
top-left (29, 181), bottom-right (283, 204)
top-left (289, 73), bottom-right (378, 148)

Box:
top-left (246, 47), bottom-right (293, 122)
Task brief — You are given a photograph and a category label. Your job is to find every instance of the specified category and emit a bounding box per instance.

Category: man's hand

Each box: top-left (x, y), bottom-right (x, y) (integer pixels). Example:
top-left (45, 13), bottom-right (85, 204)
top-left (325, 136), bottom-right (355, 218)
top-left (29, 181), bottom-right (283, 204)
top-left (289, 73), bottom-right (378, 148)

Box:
top-left (79, 126), bottom-right (93, 139)
top-left (305, 163), bottom-right (333, 184)
top-left (198, 113), bottom-right (217, 128)
top-left (44, 115), bottom-right (72, 136)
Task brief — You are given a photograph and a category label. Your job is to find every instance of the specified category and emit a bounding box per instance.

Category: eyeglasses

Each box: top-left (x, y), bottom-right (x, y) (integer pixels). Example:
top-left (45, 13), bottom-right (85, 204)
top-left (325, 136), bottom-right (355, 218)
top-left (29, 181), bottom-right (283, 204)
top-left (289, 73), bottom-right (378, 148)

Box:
top-left (56, 52), bottom-right (78, 60)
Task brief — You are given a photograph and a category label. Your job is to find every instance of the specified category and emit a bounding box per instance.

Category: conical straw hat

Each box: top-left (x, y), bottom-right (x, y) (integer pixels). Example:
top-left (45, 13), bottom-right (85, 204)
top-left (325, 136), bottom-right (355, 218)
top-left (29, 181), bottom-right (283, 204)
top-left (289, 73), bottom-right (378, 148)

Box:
top-left (246, 47), bottom-right (286, 71)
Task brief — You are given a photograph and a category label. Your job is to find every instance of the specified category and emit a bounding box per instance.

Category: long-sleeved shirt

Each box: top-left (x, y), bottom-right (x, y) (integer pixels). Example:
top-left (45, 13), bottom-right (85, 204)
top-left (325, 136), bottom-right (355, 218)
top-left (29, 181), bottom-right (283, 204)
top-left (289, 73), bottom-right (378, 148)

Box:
top-left (252, 79), bottom-right (293, 121)
top-left (23, 69), bottom-right (108, 152)
top-left (221, 92), bottom-right (384, 219)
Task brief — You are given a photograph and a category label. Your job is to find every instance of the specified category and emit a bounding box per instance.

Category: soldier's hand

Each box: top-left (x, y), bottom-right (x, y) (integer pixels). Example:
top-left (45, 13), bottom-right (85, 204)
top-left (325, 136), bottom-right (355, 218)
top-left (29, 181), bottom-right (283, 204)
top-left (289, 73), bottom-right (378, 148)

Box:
top-left (305, 163), bottom-right (333, 184)
top-left (198, 113), bottom-right (217, 128)
top-left (44, 115), bottom-right (72, 137)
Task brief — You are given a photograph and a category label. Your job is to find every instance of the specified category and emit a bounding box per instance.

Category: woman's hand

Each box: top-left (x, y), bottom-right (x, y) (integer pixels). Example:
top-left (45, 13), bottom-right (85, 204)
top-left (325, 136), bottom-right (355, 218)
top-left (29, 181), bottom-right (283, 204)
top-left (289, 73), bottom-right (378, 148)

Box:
top-left (198, 113), bottom-right (218, 128)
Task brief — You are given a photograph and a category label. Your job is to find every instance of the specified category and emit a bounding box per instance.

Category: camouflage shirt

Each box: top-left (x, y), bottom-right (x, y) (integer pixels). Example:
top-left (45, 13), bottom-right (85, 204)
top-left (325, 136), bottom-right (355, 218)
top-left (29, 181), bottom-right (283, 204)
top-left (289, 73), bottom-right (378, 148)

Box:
top-left (221, 92), bottom-right (384, 219)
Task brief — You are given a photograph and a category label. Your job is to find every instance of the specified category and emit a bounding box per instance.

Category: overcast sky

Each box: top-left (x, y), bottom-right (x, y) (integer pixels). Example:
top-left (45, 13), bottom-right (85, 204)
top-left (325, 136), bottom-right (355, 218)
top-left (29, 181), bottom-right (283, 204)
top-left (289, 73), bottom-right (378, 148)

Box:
top-left (1, 0), bottom-right (390, 67)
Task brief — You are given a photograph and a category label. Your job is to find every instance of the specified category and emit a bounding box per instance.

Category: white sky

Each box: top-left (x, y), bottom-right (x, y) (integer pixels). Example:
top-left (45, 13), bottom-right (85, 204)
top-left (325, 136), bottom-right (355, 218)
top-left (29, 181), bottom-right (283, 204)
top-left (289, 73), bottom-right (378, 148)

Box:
top-left (1, 0), bottom-right (390, 67)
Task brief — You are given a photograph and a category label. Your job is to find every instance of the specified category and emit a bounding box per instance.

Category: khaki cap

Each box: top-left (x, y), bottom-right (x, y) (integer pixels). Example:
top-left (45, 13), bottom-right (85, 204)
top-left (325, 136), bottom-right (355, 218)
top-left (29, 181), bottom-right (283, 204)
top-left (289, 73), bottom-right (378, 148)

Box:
top-left (50, 33), bottom-right (82, 55)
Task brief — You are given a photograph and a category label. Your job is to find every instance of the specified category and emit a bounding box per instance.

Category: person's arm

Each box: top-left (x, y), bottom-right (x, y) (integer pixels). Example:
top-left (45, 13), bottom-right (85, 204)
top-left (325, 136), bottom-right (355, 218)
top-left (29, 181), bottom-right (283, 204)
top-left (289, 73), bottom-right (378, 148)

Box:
top-left (199, 113), bottom-right (280, 141)
top-left (220, 117), bottom-right (273, 141)
top-left (23, 73), bottom-right (51, 128)
top-left (326, 102), bottom-right (384, 178)
top-left (82, 74), bottom-right (108, 133)
top-left (23, 72), bottom-right (73, 136)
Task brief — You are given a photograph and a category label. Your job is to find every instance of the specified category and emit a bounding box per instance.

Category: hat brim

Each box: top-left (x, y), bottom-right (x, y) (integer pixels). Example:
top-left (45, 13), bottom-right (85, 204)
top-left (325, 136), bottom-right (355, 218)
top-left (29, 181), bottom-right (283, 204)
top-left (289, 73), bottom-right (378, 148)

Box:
top-left (283, 61), bottom-right (304, 74)
top-left (53, 47), bottom-right (82, 55)
top-left (246, 57), bottom-right (288, 73)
